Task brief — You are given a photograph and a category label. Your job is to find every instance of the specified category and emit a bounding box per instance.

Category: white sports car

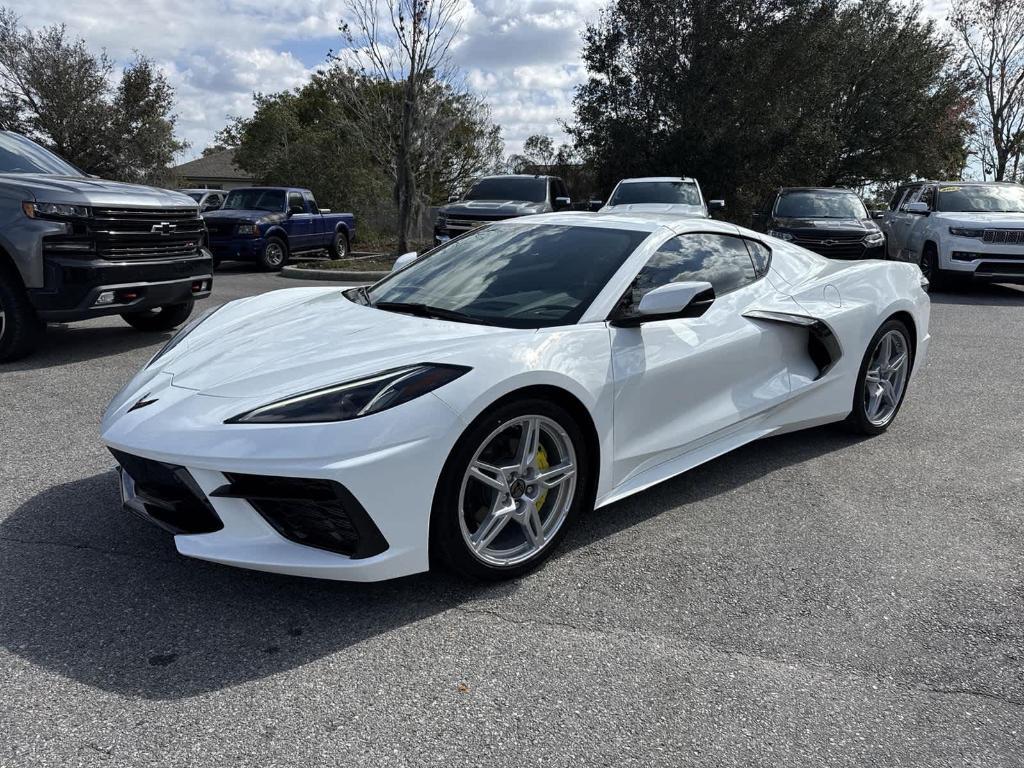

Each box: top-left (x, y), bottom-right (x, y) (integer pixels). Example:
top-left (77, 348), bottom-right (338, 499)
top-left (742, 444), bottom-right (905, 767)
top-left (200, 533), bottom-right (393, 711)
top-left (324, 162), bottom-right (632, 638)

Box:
top-left (102, 212), bottom-right (930, 582)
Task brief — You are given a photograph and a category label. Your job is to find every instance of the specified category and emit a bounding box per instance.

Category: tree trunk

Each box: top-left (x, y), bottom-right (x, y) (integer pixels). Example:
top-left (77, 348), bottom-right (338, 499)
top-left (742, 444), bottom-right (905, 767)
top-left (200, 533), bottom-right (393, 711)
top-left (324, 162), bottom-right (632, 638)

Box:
top-left (396, 75), bottom-right (417, 254)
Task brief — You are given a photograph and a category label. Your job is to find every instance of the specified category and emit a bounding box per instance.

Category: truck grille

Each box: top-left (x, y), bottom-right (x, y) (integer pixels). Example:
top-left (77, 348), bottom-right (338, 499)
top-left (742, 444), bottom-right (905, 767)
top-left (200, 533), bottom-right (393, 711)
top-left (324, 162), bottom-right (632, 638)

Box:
top-left (91, 206), bottom-right (204, 261)
top-left (444, 212), bottom-right (523, 233)
top-left (982, 229), bottom-right (1024, 245)
top-left (791, 234), bottom-right (867, 259)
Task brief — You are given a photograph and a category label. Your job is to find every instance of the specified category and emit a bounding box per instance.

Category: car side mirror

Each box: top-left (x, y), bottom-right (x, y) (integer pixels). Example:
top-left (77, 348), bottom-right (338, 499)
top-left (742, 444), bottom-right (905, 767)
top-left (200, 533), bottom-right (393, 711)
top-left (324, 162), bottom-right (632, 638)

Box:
top-left (708, 199), bottom-right (726, 211)
top-left (870, 209), bottom-right (886, 219)
top-left (904, 202), bottom-right (929, 215)
top-left (588, 200), bottom-right (604, 212)
top-left (612, 281), bottom-right (715, 326)
top-left (554, 196), bottom-right (571, 210)
top-left (392, 251), bottom-right (419, 272)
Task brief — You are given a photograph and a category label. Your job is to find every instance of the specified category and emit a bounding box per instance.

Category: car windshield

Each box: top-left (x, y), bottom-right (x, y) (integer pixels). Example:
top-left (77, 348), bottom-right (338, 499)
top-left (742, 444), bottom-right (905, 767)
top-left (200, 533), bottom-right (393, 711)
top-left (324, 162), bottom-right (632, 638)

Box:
top-left (935, 184), bottom-right (1024, 213)
top-left (222, 189), bottom-right (286, 212)
top-left (609, 181), bottom-right (701, 206)
top-left (465, 177), bottom-right (547, 203)
top-left (0, 131), bottom-right (83, 176)
top-left (775, 191), bottom-right (867, 219)
top-left (366, 223), bottom-right (650, 328)
top-left (184, 192), bottom-right (204, 202)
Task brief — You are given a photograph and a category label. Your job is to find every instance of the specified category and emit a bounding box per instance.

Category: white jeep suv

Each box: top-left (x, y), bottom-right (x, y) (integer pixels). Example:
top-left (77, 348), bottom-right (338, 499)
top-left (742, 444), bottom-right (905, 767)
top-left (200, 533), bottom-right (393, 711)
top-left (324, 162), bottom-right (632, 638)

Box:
top-left (881, 181), bottom-right (1024, 289)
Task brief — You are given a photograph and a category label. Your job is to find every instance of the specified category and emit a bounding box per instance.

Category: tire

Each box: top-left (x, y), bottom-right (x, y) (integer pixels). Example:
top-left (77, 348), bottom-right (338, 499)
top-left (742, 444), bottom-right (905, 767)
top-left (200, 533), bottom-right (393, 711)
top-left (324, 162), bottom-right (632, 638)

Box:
top-left (0, 263), bottom-right (44, 363)
top-left (431, 398), bottom-right (592, 580)
top-left (121, 299), bottom-right (195, 332)
top-left (844, 319), bottom-right (913, 435)
top-left (919, 243), bottom-right (948, 292)
top-left (259, 237), bottom-right (288, 271)
top-left (328, 230), bottom-right (349, 260)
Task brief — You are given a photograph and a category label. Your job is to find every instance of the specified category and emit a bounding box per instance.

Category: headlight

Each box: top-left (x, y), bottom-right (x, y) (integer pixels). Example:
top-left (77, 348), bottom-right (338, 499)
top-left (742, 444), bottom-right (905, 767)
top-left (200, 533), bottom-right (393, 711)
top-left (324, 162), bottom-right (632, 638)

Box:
top-left (22, 201), bottom-right (90, 219)
top-left (863, 231), bottom-right (885, 245)
top-left (237, 223), bottom-right (258, 235)
top-left (436, 213), bottom-right (448, 227)
top-left (768, 229), bottom-right (794, 241)
top-left (146, 305), bottom-right (222, 368)
top-left (949, 227), bottom-right (984, 238)
top-left (226, 364), bottom-right (471, 424)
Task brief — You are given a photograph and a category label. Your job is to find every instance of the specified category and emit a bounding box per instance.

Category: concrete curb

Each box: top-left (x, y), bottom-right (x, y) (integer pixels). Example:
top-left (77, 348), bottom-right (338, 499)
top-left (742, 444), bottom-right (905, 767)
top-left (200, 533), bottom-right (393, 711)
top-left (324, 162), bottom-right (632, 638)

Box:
top-left (280, 265), bottom-right (389, 282)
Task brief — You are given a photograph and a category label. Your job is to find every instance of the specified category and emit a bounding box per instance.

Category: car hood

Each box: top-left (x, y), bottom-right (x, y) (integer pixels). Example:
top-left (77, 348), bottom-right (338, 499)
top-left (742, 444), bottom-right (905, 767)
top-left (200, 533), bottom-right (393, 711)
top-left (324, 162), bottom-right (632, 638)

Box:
top-left (0, 173), bottom-right (197, 207)
top-left (441, 200), bottom-right (547, 216)
top-left (932, 211), bottom-right (1024, 228)
top-left (772, 217), bottom-right (878, 234)
top-left (202, 209), bottom-right (285, 225)
top-left (602, 203), bottom-right (706, 216)
top-left (155, 287), bottom-right (526, 399)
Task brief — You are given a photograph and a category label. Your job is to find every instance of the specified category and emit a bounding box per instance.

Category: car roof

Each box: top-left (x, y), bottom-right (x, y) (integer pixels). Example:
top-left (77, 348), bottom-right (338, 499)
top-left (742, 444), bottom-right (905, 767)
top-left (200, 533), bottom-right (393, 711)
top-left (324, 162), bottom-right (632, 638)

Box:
top-left (616, 176), bottom-right (697, 184)
top-left (490, 210), bottom-right (740, 236)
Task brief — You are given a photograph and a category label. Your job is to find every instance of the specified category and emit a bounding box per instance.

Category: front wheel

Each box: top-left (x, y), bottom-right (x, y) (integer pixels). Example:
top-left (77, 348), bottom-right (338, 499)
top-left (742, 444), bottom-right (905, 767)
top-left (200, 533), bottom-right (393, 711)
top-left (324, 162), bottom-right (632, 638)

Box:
top-left (845, 319), bottom-right (912, 435)
top-left (121, 300), bottom-right (194, 332)
top-left (431, 399), bottom-right (591, 580)
top-left (919, 243), bottom-right (949, 292)
top-left (259, 237), bottom-right (288, 271)
top-left (0, 267), bottom-right (44, 362)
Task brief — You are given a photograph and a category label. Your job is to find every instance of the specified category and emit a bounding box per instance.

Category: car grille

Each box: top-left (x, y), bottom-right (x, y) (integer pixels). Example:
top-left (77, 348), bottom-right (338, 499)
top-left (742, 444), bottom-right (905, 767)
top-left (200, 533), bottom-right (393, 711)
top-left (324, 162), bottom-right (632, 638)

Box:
top-left (212, 473), bottom-right (389, 559)
top-left (91, 206), bottom-right (204, 260)
top-left (110, 449), bottom-right (223, 535)
top-left (982, 229), bottom-right (1024, 244)
top-left (204, 221), bottom-right (236, 237)
top-left (791, 234), bottom-right (867, 259)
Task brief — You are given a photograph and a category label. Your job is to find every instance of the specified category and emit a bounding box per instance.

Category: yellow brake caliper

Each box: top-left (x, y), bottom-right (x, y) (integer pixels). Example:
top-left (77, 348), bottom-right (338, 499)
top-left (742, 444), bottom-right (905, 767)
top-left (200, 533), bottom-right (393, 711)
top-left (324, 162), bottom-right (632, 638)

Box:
top-left (534, 444), bottom-right (550, 510)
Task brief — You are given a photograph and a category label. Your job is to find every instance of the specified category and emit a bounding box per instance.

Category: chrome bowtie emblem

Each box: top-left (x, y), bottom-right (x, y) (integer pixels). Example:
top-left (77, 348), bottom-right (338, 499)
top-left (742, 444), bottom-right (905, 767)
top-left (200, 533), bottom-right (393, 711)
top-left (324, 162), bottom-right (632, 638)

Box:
top-left (151, 222), bottom-right (176, 235)
top-left (128, 393), bottom-right (159, 412)
top-left (822, 239), bottom-right (836, 246)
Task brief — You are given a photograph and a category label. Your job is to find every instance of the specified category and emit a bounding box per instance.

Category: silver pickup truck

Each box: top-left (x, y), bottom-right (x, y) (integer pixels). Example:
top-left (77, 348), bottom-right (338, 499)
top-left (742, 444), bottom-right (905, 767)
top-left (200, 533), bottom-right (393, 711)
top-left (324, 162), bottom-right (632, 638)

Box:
top-left (0, 130), bottom-right (213, 362)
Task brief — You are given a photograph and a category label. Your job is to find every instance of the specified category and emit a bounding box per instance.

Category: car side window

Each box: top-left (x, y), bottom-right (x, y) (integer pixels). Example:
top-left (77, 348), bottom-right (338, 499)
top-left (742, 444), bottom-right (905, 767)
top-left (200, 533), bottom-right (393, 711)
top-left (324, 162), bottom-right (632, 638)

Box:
top-left (303, 191), bottom-right (319, 214)
top-left (745, 240), bottom-right (772, 277)
top-left (632, 233), bottom-right (760, 304)
top-left (288, 192), bottom-right (305, 213)
top-left (918, 185), bottom-right (936, 210)
top-left (889, 186), bottom-right (907, 211)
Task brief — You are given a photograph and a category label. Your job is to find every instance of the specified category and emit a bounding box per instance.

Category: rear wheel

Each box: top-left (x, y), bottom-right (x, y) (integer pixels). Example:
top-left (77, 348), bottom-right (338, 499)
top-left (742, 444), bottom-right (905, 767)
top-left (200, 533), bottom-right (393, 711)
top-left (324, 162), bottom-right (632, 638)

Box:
top-left (328, 230), bottom-right (349, 260)
top-left (259, 237), bottom-right (288, 271)
top-left (121, 300), bottom-right (194, 332)
top-left (431, 398), bottom-right (590, 580)
top-left (845, 319), bottom-right (912, 435)
top-left (0, 265), bottom-right (44, 362)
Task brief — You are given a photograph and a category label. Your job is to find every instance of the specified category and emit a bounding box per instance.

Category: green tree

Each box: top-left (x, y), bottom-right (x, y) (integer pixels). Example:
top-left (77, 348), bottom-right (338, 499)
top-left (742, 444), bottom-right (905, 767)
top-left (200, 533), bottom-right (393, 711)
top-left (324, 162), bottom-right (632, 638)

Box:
top-left (570, 0), bottom-right (974, 221)
top-left (0, 9), bottom-right (184, 181)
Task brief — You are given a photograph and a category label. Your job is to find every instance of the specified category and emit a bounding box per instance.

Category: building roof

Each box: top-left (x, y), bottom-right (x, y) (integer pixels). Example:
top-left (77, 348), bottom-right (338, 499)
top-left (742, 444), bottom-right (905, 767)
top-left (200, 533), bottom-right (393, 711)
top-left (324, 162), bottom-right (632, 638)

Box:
top-left (172, 149), bottom-right (252, 181)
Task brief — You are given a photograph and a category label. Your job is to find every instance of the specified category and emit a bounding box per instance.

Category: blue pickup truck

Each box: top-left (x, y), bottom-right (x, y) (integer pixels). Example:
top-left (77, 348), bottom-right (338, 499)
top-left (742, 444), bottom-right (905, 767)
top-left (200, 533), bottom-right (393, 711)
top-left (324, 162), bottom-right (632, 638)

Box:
top-left (202, 187), bottom-right (355, 270)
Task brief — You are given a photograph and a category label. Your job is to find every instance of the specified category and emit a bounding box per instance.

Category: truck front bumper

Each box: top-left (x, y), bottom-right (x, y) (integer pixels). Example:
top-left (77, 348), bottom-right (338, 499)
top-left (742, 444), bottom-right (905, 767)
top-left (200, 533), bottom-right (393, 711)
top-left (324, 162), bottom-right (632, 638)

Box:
top-left (28, 251), bottom-right (214, 321)
top-left (208, 236), bottom-right (265, 262)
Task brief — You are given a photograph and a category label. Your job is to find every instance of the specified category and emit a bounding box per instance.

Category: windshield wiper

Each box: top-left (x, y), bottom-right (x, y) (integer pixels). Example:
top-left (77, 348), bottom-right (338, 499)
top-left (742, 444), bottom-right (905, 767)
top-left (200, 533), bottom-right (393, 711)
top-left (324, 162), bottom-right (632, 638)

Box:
top-left (373, 301), bottom-right (495, 326)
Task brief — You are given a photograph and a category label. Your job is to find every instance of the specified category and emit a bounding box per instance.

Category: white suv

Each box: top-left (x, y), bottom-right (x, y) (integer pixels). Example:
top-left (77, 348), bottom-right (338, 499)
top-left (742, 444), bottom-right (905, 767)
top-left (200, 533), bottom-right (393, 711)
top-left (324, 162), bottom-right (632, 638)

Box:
top-left (599, 177), bottom-right (724, 218)
top-left (881, 181), bottom-right (1024, 289)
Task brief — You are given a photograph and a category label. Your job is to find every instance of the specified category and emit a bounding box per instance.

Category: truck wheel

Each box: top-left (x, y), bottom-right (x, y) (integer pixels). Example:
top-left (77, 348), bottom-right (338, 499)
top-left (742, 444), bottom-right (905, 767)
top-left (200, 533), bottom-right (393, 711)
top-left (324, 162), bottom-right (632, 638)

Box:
top-left (328, 230), bottom-right (349, 260)
top-left (121, 300), bottom-right (195, 332)
top-left (259, 237), bottom-right (288, 271)
top-left (0, 265), bottom-right (44, 363)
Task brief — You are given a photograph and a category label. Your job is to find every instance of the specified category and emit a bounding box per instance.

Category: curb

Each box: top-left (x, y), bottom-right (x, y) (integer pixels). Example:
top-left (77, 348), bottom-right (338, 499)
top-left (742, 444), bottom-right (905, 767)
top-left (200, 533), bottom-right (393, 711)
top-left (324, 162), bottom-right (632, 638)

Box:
top-left (280, 265), bottom-right (389, 282)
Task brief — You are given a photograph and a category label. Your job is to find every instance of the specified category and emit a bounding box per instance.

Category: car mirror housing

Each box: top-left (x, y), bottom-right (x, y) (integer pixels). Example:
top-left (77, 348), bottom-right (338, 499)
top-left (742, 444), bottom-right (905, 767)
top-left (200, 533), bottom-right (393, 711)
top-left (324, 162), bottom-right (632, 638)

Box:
top-left (612, 281), bottom-right (715, 326)
top-left (392, 251), bottom-right (419, 272)
top-left (904, 202), bottom-right (929, 215)
top-left (588, 200), bottom-right (604, 212)
top-left (708, 199), bottom-right (726, 210)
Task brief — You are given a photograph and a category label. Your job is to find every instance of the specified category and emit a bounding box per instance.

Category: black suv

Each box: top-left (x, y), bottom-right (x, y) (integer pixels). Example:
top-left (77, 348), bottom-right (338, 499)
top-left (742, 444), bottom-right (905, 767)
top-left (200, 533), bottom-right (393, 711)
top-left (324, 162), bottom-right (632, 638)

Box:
top-left (434, 175), bottom-right (571, 245)
top-left (753, 187), bottom-right (885, 260)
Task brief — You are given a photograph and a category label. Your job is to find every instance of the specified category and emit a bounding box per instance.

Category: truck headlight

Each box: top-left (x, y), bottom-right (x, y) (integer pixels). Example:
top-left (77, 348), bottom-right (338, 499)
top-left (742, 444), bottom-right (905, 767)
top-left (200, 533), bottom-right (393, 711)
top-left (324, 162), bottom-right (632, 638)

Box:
top-left (22, 201), bottom-right (90, 219)
top-left (226, 364), bottom-right (470, 424)
top-left (863, 231), bottom-right (885, 245)
top-left (435, 213), bottom-right (448, 228)
top-left (768, 229), bottom-right (794, 241)
top-left (237, 223), bottom-right (258, 235)
top-left (948, 227), bottom-right (984, 238)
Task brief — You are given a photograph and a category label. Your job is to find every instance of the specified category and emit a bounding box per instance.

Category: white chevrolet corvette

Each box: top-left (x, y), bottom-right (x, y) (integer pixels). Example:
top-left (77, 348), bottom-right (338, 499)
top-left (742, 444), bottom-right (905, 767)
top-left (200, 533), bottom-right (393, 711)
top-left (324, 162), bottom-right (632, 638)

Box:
top-left (102, 212), bottom-right (930, 581)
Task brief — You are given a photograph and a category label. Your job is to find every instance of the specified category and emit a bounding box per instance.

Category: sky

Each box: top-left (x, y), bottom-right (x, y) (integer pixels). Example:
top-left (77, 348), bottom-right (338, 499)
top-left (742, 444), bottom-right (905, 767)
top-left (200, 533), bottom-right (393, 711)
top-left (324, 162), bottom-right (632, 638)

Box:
top-left (7, 0), bottom-right (947, 164)
top-left (5, 0), bottom-right (605, 161)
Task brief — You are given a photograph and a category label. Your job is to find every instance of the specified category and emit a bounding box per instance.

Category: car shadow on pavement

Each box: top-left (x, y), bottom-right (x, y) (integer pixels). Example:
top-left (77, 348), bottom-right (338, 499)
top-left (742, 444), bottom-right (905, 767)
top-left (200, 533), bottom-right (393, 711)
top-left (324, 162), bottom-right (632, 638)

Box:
top-left (928, 282), bottom-right (1024, 306)
top-left (0, 426), bottom-right (865, 700)
top-left (0, 323), bottom-right (170, 372)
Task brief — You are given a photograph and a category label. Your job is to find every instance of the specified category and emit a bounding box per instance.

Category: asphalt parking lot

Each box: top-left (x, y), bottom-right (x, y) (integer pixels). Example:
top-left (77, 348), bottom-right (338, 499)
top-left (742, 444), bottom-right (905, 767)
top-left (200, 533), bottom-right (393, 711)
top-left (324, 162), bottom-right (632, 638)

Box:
top-left (1, 267), bottom-right (1023, 767)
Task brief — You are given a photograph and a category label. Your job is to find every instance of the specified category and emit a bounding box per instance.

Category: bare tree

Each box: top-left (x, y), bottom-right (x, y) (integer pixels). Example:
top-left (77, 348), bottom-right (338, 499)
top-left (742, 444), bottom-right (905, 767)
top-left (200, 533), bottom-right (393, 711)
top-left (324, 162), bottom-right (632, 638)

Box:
top-left (336, 0), bottom-right (465, 252)
top-left (951, 0), bottom-right (1024, 181)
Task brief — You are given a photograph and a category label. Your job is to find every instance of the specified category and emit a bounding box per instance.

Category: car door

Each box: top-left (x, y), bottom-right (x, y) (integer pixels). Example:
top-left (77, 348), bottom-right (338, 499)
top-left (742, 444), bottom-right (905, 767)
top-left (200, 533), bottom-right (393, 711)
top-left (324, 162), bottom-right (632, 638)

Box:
top-left (609, 232), bottom-right (794, 487)
top-left (887, 184), bottom-right (923, 261)
top-left (285, 191), bottom-right (313, 251)
top-left (903, 184), bottom-right (935, 261)
top-left (303, 191), bottom-right (328, 247)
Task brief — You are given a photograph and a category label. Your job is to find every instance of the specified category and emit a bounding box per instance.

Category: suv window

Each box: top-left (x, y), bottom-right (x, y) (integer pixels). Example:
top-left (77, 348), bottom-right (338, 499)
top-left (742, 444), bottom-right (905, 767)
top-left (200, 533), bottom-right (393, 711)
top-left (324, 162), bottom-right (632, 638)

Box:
top-left (632, 233), bottom-right (759, 303)
top-left (288, 192), bottom-right (305, 213)
top-left (917, 185), bottom-right (936, 210)
top-left (889, 186), bottom-right (909, 211)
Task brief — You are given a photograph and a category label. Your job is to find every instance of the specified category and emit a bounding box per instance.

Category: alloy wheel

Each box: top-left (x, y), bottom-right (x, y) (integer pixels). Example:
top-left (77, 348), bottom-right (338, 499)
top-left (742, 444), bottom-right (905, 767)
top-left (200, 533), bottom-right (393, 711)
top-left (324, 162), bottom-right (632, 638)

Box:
top-left (265, 242), bottom-right (284, 267)
top-left (458, 415), bottom-right (577, 567)
top-left (863, 329), bottom-right (910, 426)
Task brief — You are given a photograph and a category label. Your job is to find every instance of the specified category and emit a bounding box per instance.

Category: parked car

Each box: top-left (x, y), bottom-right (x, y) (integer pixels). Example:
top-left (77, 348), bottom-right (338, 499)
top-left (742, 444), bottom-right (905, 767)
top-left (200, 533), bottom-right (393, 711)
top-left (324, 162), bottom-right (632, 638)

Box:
top-left (0, 130), bottom-right (213, 362)
top-left (753, 187), bottom-right (885, 260)
top-left (433, 175), bottom-right (572, 245)
top-left (103, 211), bottom-right (929, 582)
top-left (598, 176), bottom-right (724, 217)
top-left (180, 188), bottom-right (226, 212)
top-left (202, 187), bottom-right (355, 271)
top-left (880, 181), bottom-right (1024, 289)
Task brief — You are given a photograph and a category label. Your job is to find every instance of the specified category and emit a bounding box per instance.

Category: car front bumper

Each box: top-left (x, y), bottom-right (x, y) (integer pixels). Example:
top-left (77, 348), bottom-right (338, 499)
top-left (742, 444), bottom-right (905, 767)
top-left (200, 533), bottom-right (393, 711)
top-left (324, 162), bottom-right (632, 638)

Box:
top-left (208, 236), bottom-right (266, 262)
top-left (940, 238), bottom-right (1024, 282)
top-left (28, 251), bottom-right (213, 321)
top-left (102, 378), bottom-right (465, 581)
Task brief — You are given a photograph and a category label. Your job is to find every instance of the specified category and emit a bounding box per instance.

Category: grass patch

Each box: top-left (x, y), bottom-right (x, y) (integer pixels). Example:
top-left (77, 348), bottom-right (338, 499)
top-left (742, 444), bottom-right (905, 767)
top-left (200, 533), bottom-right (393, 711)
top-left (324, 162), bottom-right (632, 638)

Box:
top-left (294, 255), bottom-right (396, 272)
